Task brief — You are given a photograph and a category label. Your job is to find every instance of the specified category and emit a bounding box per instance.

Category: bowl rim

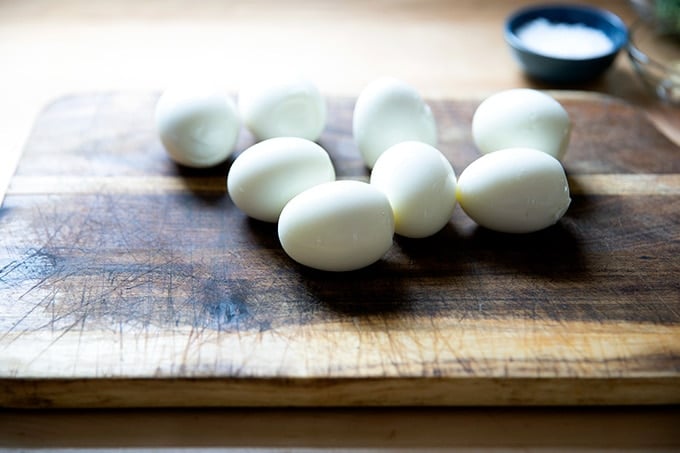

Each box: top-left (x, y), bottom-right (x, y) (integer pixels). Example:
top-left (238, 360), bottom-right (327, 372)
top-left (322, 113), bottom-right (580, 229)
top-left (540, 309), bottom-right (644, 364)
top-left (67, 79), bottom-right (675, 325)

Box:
top-left (627, 19), bottom-right (680, 77)
top-left (505, 3), bottom-right (629, 62)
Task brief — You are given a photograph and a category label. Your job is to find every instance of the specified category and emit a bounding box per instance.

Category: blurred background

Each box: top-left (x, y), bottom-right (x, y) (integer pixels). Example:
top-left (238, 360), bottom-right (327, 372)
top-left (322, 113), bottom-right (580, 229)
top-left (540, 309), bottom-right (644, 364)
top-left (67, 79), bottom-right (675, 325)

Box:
top-left (2, 0), bottom-right (678, 199)
top-left (0, 1), bottom-right (673, 151)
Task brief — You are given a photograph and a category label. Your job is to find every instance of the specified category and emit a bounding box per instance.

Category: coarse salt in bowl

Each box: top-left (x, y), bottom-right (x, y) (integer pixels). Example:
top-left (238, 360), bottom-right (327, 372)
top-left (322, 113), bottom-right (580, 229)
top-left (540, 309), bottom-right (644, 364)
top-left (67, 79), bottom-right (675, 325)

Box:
top-left (505, 4), bottom-right (628, 83)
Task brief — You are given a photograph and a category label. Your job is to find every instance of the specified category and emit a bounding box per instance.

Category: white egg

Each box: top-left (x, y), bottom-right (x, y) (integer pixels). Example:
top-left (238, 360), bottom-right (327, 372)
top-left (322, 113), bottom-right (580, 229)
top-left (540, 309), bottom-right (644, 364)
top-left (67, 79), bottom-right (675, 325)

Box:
top-left (278, 180), bottom-right (395, 271)
top-left (155, 86), bottom-right (240, 168)
top-left (456, 148), bottom-right (571, 234)
top-left (238, 75), bottom-right (326, 142)
top-left (472, 88), bottom-right (571, 160)
top-left (370, 141), bottom-right (457, 238)
top-left (227, 137), bottom-right (335, 223)
top-left (353, 77), bottom-right (438, 168)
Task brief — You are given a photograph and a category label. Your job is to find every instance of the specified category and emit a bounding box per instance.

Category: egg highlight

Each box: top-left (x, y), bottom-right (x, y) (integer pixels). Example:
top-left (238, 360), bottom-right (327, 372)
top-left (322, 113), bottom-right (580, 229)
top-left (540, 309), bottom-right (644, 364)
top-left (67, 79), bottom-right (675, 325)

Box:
top-left (278, 180), bottom-right (395, 272)
top-left (456, 148), bottom-right (571, 234)
top-left (155, 86), bottom-right (240, 168)
top-left (353, 77), bottom-right (437, 168)
top-left (238, 75), bottom-right (327, 142)
top-left (472, 88), bottom-right (571, 160)
top-left (227, 137), bottom-right (335, 223)
top-left (370, 141), bottom-right (457, 238)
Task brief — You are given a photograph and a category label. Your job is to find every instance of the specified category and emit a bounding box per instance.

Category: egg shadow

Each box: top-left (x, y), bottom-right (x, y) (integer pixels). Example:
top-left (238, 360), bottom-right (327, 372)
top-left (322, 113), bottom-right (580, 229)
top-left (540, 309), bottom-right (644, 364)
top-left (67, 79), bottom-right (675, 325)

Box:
top-left (167, 126), bottom-right (258, 203)
top-left (463, 220), bottom-right (589, 281)
top-left (244, 216), bottom-right (282, 250)
top-left (391, 222), bottom-right (475, 279)
top-left (170, 160), bottom-right (230, 205)
top-left (242, 216), bottom-right (412, 317)
top-left (392, 212), bottom-right (589, 282)
top-left (294, 260), bottom-right (412, 317)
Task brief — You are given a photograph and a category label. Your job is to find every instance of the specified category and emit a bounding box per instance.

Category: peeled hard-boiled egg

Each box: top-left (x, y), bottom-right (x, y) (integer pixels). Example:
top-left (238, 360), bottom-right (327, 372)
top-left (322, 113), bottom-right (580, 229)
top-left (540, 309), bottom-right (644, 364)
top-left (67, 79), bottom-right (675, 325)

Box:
top-left (227, 137), bottom-right (335, 222)
top-left (472, 89), bottom-right (571, 160)
top-left (155, 86), bottom-right (240, 168)
top-left (370, 141), bottom-right (457, 238)
top-left (456, 148), bottom-right (571, 234)
top-left (238, 75), bottom-right (326, 142)
top-left (278, 180), bottom-right (395, 271)
top-left (353, 77), bottom-right (437, 168)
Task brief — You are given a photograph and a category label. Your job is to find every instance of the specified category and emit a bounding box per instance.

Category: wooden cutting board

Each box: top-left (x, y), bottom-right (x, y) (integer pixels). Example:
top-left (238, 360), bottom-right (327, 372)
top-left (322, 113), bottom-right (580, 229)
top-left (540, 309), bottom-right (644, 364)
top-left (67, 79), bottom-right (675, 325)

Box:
top-left (1, 92), bottom-right (679, 408)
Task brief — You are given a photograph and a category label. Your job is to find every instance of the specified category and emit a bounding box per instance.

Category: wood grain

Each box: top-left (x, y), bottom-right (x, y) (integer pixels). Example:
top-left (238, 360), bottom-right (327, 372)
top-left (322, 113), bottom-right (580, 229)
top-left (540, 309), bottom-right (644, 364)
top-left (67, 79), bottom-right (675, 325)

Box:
top-left (0, 92), bottom-right (678, 408)
top-left (2, 407), bottom-right (679, 450)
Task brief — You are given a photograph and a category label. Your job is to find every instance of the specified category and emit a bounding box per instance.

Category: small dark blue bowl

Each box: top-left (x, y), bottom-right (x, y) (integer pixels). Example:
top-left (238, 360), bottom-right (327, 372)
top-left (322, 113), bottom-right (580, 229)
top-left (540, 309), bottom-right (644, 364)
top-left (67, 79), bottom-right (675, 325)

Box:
top-left (505, 4), bottom-right (628, 83)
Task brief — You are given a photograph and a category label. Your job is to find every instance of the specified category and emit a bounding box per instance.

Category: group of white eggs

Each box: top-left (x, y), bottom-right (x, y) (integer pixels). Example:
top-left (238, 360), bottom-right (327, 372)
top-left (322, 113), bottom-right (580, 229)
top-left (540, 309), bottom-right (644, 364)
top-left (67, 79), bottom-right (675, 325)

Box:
top-left (155, 77), bottom-right (572, 272)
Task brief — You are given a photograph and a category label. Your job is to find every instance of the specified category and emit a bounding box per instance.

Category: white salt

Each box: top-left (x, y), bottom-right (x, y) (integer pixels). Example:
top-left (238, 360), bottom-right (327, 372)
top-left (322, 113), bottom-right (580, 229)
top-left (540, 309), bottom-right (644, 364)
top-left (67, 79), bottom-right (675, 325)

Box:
top-left (516, 18), bottom-right (614, 59)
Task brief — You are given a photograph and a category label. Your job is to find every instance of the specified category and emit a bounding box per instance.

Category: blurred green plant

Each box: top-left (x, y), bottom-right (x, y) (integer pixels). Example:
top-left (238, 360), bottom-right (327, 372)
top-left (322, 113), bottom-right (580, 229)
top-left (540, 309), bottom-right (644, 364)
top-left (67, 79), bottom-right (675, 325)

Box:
top-left (655, 0), bottom-right (680, 32)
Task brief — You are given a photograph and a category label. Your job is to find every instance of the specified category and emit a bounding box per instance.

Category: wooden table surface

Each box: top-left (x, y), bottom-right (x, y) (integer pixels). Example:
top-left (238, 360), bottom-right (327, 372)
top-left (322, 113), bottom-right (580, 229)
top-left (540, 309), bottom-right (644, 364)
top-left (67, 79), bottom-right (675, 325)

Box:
top-left (1, 0), bottom-right (678, 450)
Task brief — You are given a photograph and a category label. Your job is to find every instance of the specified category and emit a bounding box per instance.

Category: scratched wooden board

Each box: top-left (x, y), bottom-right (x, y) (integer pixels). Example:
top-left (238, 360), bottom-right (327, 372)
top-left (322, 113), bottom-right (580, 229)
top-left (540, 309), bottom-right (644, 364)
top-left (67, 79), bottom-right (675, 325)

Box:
top-left (0, 92), bottom-right (679, 408)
